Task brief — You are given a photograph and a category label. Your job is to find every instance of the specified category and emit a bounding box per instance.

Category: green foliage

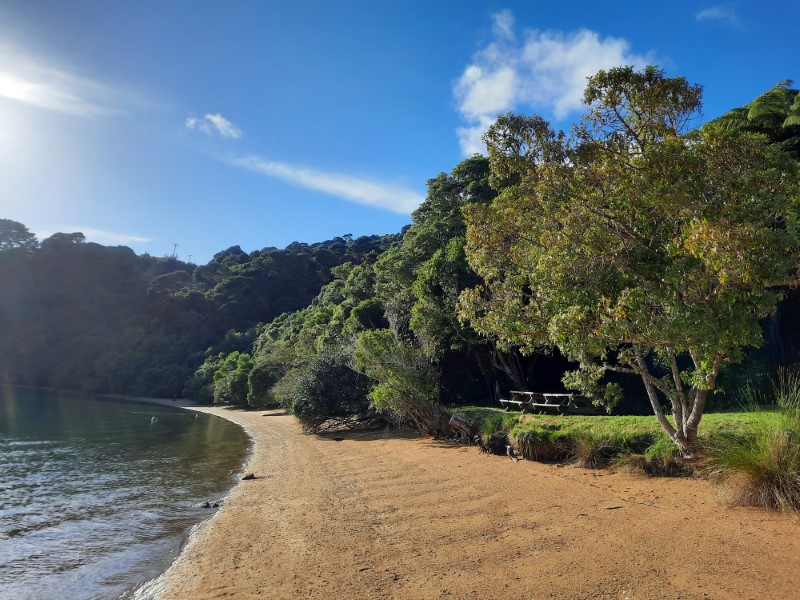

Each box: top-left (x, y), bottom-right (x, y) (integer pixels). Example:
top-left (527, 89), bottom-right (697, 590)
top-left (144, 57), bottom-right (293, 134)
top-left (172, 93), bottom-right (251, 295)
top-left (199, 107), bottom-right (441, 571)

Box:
top-left (289, 350), bottom-right (374, 433)
top-left (354, 329), bottom-right (446, 435)
top-left (374, 155), bottom-right (536, 401)
top-left (183, 353), bottom-right (224, 404)
top-left (703, 81), bottom-right (800, 159)
top-left (374, 155), bottom-right (494, 344)
top-left (0, 219), bottom-right (38, 254)
top-left (212, 352), bottom-right (254, 406)
top-left (707, 370), bottom-right (800, 511)
top-left (0, 222), bottom-right (394, 398)
top-left (246, 345), bottom-right (291, 408)
top-left (459, 66), bottom-right (800, 453)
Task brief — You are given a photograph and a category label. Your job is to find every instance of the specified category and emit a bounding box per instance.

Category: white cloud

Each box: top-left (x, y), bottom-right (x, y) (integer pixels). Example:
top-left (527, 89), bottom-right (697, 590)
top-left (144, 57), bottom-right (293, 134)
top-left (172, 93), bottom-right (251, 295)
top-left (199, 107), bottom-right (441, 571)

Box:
top-left (457, 115), bottom-right (496, 157)
top-left (37, 227), bottom-right (152, 245)
top-left (453, 13), bottom-right (654, 155)
top-left (696, 6), bottom-right (743, 29)
top-left (0, 43), bottom-right (129, 117)
top-left (228, 155), bottom-right (424, 214)
top-left (491, 9), bottom-right (515, 41)
top-left (185, 113), bottom-right (242, 139)
top-left (456, 65), bottom-right (517, 122)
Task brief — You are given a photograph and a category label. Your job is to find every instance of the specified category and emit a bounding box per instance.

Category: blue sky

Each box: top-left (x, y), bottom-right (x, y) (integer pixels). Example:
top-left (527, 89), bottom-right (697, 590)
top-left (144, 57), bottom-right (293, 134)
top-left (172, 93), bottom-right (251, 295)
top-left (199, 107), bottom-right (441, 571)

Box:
top-left (0, 1), bottom-right (797, 264)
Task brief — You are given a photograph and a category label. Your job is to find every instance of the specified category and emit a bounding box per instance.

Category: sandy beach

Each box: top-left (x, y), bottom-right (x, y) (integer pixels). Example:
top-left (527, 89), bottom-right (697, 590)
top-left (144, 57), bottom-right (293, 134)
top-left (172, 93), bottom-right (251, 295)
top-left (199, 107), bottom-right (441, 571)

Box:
top-left (140, 406), bottom-right (799, 599)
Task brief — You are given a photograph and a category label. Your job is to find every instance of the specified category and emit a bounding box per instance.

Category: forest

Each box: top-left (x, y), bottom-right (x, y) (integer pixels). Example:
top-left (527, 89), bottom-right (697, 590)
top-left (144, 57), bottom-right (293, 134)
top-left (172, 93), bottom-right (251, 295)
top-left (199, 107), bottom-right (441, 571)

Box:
top-left (2, 67), bottom-right (800, 456)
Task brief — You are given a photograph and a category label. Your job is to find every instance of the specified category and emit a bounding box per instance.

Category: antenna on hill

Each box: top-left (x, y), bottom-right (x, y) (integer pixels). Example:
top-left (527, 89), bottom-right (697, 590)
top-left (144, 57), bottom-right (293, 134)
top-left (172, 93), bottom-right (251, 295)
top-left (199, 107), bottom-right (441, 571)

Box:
top-left (187, 254), bottom-right (193, 264)
top-left (171, 243), bottom-right (178, 259)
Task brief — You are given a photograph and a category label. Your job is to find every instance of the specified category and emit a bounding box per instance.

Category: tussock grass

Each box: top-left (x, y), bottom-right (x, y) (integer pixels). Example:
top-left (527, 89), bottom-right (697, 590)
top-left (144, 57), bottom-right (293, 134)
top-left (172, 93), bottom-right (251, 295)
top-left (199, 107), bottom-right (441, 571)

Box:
top-left (612, 437), bottom-right (688, 477)
top-left (706, 370), bottom-right (800, 512)
top-left (572, 431), bottom-right (629, 469)
top-left (479, 413), bottom-right (518, 441)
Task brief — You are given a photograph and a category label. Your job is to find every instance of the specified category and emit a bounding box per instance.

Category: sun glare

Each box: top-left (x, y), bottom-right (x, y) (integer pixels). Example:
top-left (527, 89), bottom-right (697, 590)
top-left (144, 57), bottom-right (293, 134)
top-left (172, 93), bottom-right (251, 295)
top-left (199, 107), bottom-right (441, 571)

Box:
top-left (0, 72), bottom-right (40, 105)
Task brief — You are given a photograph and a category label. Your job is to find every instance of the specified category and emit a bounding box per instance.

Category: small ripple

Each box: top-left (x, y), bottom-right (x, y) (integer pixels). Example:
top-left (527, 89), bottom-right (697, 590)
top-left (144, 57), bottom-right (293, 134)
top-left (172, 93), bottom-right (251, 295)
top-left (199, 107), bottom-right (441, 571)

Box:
top-left (1, 390), bottom-right (249, 600)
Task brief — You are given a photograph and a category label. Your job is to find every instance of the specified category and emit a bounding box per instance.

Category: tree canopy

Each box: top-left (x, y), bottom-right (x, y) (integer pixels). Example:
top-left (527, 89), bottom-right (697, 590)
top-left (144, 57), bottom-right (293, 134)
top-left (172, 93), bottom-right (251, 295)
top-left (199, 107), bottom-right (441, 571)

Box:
top-left (459, 66), bottom-right (800, 454)
top-left (0, 219), bottom-right (38, 254)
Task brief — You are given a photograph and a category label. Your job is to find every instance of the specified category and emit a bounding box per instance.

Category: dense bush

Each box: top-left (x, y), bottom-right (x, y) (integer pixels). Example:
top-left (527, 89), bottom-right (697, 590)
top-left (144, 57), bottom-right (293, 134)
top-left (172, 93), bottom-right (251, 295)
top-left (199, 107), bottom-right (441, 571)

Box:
top-left (290, 351), bottom-right (376, 433)
top-left (355, 330), bottom-right (450, 436)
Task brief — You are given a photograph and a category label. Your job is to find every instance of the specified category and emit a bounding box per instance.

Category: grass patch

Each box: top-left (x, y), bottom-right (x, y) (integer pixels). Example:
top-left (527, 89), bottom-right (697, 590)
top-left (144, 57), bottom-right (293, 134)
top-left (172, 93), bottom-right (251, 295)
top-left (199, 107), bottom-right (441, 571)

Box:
top-left (451, 406), bottom-right (776, 476)
top-left (509, 414), bottom-right (661, 467)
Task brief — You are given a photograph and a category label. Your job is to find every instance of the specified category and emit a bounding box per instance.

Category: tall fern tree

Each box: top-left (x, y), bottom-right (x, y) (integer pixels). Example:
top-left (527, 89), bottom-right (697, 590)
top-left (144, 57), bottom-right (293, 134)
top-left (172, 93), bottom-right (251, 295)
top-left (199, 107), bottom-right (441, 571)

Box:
top-left (703, 80), bottom-right (800, 159)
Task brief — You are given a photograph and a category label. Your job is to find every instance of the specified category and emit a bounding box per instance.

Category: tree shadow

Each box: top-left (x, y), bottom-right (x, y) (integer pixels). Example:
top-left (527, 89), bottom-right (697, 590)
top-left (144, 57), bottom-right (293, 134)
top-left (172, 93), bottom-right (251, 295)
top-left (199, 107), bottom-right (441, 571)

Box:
top-left (260, 409), bottom-right (288, 417)
top-left (314, 426), bottom-right (424, 443)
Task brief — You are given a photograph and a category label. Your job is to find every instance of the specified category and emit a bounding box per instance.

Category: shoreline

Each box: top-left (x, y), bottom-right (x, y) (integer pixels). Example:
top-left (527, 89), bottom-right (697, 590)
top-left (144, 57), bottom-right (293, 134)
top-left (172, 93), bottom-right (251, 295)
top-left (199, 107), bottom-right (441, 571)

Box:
top-left (141, 407), bottom-right (799, 600)
top-left (8, 387), bottom-right (800, 597)
top-left (95, 393), bottom-right (203, 409)
top-left (126, 401), bottom-right (260, 600)
top-left (83, 393), bottom-right (257, 600)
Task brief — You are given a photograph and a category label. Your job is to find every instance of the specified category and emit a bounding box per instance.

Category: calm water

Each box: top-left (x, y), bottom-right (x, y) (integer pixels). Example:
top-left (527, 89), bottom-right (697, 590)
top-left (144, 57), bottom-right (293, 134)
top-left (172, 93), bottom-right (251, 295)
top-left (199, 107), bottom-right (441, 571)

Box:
top-left (0, 387), bottom-right (250, 600)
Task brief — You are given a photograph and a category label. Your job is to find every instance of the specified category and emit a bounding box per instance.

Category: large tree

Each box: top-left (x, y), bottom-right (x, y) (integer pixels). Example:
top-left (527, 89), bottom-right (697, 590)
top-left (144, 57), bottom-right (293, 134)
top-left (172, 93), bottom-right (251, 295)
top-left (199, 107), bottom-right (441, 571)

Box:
top-left (374, 156), bottom-right (539, 399)
top-left (0, 219), bottom-right (38, 253)
top-left (459, 66), bottom-right (800, 455)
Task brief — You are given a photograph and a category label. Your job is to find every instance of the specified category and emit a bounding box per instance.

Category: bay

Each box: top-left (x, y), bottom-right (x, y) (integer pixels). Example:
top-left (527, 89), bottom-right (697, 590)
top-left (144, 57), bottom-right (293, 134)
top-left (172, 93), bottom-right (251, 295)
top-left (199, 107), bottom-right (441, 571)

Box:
top-left (0, 387), bottom-right (250, 600)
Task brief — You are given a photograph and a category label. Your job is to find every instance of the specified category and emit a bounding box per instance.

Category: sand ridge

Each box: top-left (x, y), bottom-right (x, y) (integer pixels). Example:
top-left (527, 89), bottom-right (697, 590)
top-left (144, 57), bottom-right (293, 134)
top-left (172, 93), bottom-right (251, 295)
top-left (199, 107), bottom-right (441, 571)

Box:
top-left (151, 407), bottom-right (799, 599)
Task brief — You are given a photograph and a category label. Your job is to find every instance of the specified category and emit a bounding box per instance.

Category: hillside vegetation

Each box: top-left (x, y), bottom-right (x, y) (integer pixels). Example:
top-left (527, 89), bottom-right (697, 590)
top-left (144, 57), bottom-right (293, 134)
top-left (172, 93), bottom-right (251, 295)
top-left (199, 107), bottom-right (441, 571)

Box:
top-left (2, 68), bottom-right (800, 466)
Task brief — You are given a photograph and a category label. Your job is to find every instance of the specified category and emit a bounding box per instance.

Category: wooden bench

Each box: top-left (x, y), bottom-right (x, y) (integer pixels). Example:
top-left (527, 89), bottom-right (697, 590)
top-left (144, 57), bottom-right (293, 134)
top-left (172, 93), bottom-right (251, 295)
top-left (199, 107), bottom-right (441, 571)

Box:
top-left (499, 391), bottom-right (600, 415)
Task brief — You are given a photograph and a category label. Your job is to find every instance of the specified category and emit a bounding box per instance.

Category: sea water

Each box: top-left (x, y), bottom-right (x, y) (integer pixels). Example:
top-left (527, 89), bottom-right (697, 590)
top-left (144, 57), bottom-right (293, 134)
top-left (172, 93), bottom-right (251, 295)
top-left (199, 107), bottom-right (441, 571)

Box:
top-left (0, 387), bottom-right (250, 600)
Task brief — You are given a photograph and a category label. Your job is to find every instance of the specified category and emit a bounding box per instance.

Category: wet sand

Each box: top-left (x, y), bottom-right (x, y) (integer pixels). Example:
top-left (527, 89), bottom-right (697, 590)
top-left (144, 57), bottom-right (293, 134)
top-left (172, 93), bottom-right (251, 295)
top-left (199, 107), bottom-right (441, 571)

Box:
top-left (137, 406), bottom-right (800, 599)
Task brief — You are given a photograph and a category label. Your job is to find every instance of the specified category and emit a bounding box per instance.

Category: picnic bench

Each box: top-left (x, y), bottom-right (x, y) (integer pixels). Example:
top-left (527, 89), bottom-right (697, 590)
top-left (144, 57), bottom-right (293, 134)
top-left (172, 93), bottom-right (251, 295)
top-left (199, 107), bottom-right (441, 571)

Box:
top-left (499, 391), bottom-right (600, 415)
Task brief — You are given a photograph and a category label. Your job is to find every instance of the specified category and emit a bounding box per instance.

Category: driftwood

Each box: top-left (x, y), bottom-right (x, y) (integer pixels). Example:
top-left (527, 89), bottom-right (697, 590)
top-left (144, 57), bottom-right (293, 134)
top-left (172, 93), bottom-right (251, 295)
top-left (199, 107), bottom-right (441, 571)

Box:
top-left (448, 414), bottom-right (476, 442)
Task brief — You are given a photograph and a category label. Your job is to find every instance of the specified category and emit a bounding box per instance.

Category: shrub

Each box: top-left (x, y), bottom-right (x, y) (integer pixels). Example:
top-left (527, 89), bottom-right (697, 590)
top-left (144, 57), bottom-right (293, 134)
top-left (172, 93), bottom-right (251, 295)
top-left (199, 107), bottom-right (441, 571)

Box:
top-left (290, 350), bottom-right (376, 433)
top-left (354, 330), bottom-right (448, 436)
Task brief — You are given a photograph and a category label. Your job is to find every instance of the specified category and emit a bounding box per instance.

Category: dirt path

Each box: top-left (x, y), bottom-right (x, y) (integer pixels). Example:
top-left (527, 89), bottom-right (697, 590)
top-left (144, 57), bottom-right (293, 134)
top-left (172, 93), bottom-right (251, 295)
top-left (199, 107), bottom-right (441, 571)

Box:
top-left (153, 408), bottom-right (799, 600)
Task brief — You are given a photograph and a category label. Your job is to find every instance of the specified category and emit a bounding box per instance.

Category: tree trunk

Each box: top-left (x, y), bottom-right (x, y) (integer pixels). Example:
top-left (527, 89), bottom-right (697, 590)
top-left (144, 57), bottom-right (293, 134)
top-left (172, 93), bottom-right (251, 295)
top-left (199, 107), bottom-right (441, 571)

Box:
top-left (491, 346), bottom-right (528, 391)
